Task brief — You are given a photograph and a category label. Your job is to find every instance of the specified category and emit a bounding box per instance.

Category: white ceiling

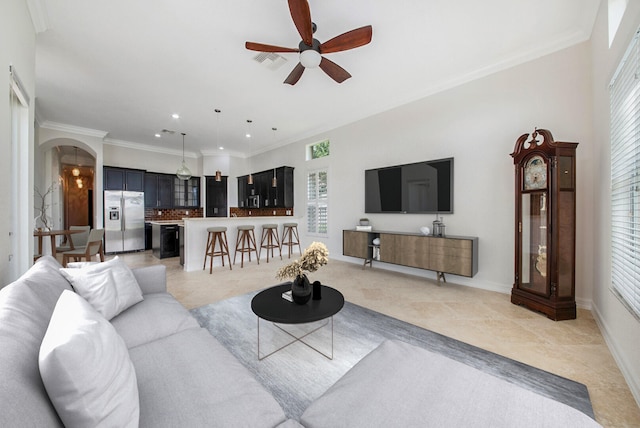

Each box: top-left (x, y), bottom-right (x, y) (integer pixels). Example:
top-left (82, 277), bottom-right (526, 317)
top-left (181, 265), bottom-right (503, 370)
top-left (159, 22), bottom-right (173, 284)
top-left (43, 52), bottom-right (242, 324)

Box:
top-left (33, 0), bottom-right (600, 158)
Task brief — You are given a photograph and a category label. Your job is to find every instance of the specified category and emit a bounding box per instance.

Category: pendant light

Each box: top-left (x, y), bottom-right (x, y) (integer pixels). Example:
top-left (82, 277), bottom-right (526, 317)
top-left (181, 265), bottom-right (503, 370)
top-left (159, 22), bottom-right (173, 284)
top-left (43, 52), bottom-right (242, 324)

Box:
top-left (176, 133), bottom-right (192, 180)
top-left (214, 109), bottom-right (222, 181)
top-left (245, 119), bottom-right (256, 184)
top-left (71, 147), bottom-right (80, 177)
top-left (271, 128), bottom-right (278, 187)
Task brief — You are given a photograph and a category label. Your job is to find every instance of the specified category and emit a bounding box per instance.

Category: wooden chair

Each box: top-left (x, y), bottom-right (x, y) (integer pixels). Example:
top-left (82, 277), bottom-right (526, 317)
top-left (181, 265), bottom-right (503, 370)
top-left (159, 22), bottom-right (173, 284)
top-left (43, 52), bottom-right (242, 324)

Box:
top-left (61, 229), bottom-right (105, 267)
top-left (56, 225), bottom-right (91, 253)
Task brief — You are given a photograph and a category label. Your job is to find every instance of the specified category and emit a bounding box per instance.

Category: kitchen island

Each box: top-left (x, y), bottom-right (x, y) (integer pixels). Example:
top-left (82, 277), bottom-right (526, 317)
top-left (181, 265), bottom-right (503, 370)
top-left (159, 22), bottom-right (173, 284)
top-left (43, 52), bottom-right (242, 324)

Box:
top-left (183, 216), bottom-right (301, 272)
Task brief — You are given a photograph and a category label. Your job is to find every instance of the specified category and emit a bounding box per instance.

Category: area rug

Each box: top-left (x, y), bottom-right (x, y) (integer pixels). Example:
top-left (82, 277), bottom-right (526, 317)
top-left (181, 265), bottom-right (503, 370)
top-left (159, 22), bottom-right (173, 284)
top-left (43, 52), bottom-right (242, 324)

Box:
top-left (190, 291), bottom-right (594, 421)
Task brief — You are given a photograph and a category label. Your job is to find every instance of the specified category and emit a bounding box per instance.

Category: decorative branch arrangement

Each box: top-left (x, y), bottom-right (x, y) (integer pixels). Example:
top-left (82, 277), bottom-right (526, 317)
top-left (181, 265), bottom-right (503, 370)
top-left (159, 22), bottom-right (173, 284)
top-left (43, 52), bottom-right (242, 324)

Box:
top-left (34, 184), bottom-right (55, 230)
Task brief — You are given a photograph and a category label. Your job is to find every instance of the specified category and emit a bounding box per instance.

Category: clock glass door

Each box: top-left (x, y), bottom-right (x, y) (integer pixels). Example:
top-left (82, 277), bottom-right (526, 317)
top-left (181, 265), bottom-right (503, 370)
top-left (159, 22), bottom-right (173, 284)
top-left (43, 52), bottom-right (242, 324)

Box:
top-left (520, 191), bottom-right (549, 295)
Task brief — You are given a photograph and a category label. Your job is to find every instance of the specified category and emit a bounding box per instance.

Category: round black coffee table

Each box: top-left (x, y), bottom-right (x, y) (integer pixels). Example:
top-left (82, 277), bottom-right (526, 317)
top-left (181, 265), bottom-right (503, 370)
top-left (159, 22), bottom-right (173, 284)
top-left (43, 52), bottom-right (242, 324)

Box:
top-left (251, 283), bottom-right (344, 360)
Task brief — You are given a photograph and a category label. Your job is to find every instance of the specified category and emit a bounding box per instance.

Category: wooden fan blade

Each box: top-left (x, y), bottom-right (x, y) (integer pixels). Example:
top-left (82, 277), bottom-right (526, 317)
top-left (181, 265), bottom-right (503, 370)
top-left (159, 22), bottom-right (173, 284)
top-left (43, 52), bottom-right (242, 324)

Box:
top-left (245, 42), bottom-right (299, 53)
top-left (319, 57), bottom-right (351, 83)
top-left (284, 63), bottom-right (305, 85)
top-left (288, 0), bottom-right (313, 46)
top-left (320, 25), bottom-right (373, 54)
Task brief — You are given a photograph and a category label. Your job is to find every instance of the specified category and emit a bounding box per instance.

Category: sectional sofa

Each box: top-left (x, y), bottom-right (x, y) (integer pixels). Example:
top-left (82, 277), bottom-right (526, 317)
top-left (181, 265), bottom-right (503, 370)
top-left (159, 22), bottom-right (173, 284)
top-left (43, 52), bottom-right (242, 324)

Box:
top-left (0, 256), bottom-right (602, 427)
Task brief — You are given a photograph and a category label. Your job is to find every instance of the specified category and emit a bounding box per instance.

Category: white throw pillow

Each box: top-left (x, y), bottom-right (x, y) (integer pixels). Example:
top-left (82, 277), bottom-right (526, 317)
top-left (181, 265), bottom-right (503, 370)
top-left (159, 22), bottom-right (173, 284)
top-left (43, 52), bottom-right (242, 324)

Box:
top-left (60, 256), bottom-right (143, 320)
top-left (39, 290), bottom-right (140, 428)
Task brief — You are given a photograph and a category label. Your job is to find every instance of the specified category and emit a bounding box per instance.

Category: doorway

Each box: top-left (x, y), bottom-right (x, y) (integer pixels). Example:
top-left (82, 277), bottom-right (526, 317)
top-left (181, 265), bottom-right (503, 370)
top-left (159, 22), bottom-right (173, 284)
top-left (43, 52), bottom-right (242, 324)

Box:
top-left (60, 146), bottom-right (95, 231)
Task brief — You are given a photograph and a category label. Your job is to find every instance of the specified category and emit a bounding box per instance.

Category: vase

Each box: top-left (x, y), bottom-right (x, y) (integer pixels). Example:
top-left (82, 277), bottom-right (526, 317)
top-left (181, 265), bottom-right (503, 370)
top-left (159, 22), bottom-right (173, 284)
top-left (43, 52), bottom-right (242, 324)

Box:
top-left (292, 275), bottom-right (312, 305)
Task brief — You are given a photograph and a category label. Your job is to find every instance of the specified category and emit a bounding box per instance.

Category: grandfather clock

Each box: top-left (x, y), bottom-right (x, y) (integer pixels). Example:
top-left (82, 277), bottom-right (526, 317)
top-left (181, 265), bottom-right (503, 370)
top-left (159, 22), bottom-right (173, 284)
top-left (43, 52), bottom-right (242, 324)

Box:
top-left (511, 128), bottom-right (578, 320)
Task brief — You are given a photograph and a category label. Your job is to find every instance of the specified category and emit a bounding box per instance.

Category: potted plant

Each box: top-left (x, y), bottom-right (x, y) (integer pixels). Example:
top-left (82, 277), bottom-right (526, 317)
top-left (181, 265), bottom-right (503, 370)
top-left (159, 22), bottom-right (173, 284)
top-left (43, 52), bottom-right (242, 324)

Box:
top-left (276, 241), bottom-right (329, 304)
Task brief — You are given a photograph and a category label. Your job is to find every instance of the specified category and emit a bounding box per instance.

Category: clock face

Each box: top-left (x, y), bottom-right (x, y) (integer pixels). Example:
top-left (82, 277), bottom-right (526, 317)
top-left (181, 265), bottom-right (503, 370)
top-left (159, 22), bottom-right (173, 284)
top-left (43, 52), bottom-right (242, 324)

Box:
top-left (524, 155), bottom-right (547, 190)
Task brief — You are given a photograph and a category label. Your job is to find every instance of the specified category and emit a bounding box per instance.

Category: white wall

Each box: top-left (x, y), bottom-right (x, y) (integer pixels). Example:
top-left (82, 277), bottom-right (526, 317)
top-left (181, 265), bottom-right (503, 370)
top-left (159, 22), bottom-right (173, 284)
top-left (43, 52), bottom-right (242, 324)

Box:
top-left (0, 0), bottom-right (36, 285)
top-left (591, 0), bottom-right (640, 407)
top-left (103, 143), bottom-right (202, 177)
top-left (247, 42), bottom-right (594, 304)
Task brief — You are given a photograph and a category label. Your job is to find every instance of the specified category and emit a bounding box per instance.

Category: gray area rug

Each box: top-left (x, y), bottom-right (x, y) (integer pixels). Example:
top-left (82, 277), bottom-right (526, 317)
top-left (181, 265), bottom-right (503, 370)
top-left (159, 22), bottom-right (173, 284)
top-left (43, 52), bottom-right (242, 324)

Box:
top-left (190, 291), bottom-right (594, 421)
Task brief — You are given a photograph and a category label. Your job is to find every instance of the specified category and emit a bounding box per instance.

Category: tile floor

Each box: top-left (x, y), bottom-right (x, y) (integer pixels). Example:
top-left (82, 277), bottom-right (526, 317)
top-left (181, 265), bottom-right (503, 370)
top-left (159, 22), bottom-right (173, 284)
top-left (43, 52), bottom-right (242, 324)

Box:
top-left (112, 250), bottom-right (640, 427)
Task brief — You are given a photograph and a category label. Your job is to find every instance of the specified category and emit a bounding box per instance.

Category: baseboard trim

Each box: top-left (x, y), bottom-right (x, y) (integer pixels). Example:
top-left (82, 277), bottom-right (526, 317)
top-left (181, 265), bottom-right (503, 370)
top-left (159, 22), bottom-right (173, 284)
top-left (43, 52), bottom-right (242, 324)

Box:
top-left (591, 304), bottom-right (640, 409)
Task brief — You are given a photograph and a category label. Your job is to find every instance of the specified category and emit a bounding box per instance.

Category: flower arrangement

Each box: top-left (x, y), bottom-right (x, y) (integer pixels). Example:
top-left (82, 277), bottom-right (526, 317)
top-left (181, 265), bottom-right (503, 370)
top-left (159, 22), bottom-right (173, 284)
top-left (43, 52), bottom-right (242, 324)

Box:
top-left (276, 241), bottom-right (329, 280)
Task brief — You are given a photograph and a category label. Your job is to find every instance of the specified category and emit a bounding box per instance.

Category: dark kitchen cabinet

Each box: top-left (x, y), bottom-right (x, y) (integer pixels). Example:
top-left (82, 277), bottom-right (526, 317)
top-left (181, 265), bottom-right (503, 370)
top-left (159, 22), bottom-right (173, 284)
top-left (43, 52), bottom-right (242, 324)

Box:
top-left (237, 166), bottom-right (294, 209)
top-left (144, 173), bottom-right (174, 208)
top-left (238, 176), bottom-right (249, 208)
top-left (271, 166), bottom-right (294, 208)
top-left (104, 167), bottom-right (145, 191)
top-left (174, 176), bottom-right (200, 208)
top-left (144, 222), bottom-right (152, 250)
top-left (205, 176), bottom-right (228, 217)
top-left (152, 223), bottom-right (180, 259)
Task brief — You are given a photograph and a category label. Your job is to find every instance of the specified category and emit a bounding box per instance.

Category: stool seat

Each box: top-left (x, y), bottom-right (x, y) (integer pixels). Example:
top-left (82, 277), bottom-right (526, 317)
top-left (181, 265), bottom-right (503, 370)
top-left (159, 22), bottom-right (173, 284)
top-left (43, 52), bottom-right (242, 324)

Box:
top-left (281, 223), bottom-right (302, 259)
top-left (203, 227), bottom-right (231, 273)
top-left (260, 224), bottom-right (281, 262)
top-left (234, 225), bottom-right (259, 267)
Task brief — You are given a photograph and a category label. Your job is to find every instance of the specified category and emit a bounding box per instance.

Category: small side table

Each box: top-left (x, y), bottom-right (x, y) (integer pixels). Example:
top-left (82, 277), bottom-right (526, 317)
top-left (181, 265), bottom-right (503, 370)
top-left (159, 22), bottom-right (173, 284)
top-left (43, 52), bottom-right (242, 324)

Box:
top-left (251, 283), bottom-right (344, 360)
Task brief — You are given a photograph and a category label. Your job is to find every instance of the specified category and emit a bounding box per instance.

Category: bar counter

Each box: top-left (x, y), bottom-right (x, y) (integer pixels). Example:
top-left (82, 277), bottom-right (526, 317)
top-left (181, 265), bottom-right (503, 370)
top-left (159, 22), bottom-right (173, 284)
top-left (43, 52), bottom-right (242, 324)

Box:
top-left (183, 216), bottom-right (301, 272)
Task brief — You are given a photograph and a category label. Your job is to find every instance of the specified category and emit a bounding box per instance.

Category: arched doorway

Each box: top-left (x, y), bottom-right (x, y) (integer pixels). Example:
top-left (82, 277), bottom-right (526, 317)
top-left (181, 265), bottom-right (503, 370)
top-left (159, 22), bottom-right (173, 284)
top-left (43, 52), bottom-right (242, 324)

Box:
top-left (58, 146), bottom-right (95, 229)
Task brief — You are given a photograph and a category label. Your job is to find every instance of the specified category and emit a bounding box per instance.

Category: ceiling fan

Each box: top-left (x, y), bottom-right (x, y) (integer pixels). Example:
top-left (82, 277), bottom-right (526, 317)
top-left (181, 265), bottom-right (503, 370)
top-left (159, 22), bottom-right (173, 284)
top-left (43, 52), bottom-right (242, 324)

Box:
top-left (245, 0), bottom-right (373, 85)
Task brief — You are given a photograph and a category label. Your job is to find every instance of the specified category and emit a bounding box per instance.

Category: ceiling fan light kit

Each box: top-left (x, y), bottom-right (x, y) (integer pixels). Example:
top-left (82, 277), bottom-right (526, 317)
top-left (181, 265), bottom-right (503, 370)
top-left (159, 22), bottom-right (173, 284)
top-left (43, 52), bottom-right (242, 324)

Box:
top-left (245, 0), bottom-right (372, 85)
top-left (300, 49), bottom-right (321, 68)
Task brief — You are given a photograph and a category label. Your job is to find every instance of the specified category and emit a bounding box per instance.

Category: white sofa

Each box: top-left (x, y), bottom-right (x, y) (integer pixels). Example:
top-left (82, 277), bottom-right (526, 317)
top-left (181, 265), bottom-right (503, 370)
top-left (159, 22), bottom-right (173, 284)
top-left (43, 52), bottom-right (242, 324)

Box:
top-left (0, 256), bottom-right (294, 427)
top-left (0, 256), bottom-right (602, 427)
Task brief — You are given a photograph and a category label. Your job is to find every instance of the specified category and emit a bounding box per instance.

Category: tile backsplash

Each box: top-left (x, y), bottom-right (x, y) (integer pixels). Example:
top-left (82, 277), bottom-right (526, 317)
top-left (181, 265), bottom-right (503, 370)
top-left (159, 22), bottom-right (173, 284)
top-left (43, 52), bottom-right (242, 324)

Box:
top-left (145, 208), bottom-right (203, 221)
top-left (229, 207), bottom-right (294, 217)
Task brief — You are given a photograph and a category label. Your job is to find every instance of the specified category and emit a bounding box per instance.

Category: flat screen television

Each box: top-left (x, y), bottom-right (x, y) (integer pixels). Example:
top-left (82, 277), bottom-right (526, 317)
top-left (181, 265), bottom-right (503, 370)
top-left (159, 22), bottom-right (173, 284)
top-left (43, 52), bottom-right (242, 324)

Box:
top-left (365, 158), bottom-right (453, 214)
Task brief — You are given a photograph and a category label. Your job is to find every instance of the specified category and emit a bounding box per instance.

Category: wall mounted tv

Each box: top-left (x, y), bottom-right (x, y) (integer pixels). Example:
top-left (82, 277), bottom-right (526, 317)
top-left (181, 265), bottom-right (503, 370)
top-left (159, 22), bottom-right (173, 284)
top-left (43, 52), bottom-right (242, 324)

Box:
top-left (365, 158), bottom-right (453, 214)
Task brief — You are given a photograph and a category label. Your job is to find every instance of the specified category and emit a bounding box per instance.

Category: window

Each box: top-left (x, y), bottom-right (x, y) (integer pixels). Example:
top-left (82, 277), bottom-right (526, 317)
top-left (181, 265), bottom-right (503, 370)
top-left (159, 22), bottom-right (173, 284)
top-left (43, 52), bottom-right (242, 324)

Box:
top-left (610, 27), bottom-right (640, 319)
top-left (307, 169), bottom-right (328, 236)
top-left (307, 140), bottom-right (330, 160)
top-left (608, 0), bottom-right (628, 47)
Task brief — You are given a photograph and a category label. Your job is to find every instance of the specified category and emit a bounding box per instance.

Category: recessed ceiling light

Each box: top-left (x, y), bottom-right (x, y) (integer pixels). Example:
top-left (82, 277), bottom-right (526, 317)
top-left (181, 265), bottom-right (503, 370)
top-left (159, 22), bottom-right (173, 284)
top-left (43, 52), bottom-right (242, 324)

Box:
top-left (172, 113), bottom-right (180, 119)
top-left (154, 133), bottom-right (161, 138)
top-left (219, 146), bottom-right (224, 150)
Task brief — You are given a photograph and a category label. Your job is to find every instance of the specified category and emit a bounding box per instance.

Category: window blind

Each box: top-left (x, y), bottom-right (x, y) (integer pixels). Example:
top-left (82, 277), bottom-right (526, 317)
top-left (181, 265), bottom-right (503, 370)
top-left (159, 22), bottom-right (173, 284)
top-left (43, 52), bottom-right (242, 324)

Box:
top-left (610, 28), bottom-right (640, 319)
top-left (307, 169), bottom-right (328, 235)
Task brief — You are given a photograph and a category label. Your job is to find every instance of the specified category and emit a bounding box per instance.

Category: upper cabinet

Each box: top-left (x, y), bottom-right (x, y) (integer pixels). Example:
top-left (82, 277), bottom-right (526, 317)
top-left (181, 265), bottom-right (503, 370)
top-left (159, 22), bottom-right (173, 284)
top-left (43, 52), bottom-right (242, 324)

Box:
top-left (144, 172), bottom-right (174, 208)
top-left (238, 166), bottom-right (294, 208)
top-left (104, 167), bottom-right (145, 191)
top-left (144, 172), bottom-right (200, 209)
top-left (205, 176), bottom-right (228, 217)
top-left (174, 176), bottom-right (200, 208)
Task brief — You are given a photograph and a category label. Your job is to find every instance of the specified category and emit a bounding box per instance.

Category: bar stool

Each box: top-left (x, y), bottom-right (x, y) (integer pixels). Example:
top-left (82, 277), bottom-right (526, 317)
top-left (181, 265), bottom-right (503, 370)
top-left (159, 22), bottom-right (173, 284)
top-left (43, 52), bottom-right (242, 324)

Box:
top-left (203, 226), bottom-right (231, 273)
top-left (281, 222), bottom-right (302, 259)
top-left (234, 225), bottom-right (260, 268)
top-left (259, 224), bottom-right (281, 262)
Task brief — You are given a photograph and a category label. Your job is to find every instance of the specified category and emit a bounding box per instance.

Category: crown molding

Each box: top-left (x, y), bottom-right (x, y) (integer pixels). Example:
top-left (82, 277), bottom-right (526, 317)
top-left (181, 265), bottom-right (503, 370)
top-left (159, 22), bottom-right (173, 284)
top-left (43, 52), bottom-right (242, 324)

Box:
top-left (103, 137), bottom-right (198, 159)
top-left (39, 121), bottom-right (108, 139)
top-left (201, 148), bottom-right (246, 159)
top-left (26, 0), bottom-right (50, 33)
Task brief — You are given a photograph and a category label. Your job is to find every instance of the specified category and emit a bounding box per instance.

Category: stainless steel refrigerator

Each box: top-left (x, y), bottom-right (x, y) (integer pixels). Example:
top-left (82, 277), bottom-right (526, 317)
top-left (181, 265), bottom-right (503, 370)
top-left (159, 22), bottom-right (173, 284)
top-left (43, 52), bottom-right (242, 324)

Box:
top-left (104, 190), bottom-right (145, 253)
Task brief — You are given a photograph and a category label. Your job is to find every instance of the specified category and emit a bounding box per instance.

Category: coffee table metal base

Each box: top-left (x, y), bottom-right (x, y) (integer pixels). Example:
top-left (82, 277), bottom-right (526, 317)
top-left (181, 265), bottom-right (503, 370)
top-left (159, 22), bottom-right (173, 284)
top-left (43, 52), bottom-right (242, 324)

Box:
top-left (256, 316), bottom-right (334, 361)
